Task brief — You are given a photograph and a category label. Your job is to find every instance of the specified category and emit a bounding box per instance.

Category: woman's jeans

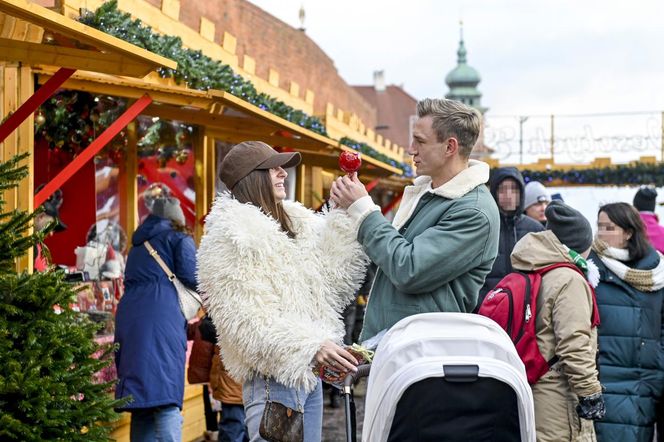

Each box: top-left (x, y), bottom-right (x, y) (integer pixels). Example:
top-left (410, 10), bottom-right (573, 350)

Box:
top-left (243, 375), bottom-right (323, 442)
top-left (130, 405), bottom-right (183, 442)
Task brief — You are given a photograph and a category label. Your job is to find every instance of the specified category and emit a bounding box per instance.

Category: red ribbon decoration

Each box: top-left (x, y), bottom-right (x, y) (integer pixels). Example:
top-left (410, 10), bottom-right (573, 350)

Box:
top-left (35, 94), bottom-right (153, 208)
top-left (0, 68), bottom-right (76, 145)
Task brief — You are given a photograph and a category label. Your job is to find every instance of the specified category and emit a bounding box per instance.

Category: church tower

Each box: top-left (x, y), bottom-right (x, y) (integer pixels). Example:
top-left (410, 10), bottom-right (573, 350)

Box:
top-left (445, 22), bottom-right (487, 114)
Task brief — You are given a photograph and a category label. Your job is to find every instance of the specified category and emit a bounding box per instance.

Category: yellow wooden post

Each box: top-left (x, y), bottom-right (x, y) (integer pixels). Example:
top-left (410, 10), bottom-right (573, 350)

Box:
top-left (119, 119), bottom-right (138, 244)
top-left (1, 63), bottom-right (34, 272)
top-left (296, 163), bottom-right (306, 204)
top-left (311, 166), bottom-right (323, 208)
top-left (193, 127), bottom-right (207, 245)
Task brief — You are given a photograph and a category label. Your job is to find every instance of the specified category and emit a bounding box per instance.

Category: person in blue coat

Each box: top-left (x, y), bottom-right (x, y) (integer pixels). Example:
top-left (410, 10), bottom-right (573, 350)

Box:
top-left (590, 202), bottom-right (664, 442)
top-left (115, 194), bottom-right (197, 442)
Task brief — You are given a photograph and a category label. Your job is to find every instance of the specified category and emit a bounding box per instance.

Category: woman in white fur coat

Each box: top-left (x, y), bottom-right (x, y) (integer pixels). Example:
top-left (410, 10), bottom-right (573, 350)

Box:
top-left (197, 141), bottom-right (369, 442)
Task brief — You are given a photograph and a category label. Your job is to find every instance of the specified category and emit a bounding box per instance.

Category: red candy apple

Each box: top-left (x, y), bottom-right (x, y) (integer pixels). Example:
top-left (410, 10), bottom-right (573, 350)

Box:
top-left (339, 151), bottom-right (362, 175)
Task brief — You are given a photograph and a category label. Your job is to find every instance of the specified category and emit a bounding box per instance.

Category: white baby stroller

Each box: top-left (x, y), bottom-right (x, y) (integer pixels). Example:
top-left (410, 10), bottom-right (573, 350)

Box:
top-left (343, 312), bottom-right (535, 442)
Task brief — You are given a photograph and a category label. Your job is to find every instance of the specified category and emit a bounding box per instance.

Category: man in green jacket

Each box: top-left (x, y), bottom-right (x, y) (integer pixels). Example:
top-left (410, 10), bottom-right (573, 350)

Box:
top-left (330, 98), bottom-right (500, 341)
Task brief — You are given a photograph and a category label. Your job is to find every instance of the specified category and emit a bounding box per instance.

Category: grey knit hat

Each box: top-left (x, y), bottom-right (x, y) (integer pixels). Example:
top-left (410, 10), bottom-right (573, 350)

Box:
top-left (150, 197), bottom-right (185, 226)
top-left (524, 181), bottom-right (551, 209)
top-left (545, 200), bottom-right (593, 252)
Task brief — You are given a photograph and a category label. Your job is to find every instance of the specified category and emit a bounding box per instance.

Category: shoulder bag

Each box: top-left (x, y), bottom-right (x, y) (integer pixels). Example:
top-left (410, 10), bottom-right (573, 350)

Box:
top-left (145, 240), bottom-right (202, 321)
top-left (259, 378), bottom-right (304, 442)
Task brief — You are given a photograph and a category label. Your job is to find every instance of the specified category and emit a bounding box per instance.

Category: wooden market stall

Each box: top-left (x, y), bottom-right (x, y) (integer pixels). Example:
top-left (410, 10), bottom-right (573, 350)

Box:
top-left (0, 0), bottom-right (176, 270)
top-left (1, 1), bottom-right (409, 440)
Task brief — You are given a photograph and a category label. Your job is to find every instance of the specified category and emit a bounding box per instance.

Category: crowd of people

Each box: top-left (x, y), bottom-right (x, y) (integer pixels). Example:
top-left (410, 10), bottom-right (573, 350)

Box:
top-left (110, 97), bottom-right (664, 442)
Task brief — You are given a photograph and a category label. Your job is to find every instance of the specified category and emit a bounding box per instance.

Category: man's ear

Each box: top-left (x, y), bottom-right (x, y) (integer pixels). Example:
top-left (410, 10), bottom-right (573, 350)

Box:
top-left (444, 137), bottom-right (459, 157)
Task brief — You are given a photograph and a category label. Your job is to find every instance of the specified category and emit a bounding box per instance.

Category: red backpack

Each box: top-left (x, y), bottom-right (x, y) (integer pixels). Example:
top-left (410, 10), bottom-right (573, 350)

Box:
top-left (477, 263), bottom-right (596, 384)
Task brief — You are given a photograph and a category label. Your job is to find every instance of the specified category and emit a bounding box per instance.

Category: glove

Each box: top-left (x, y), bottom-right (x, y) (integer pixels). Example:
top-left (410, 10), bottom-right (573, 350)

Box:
top-left (198, 315), bottom-right (217, 344)
top-left (576, 392), bottom-right (605, 420)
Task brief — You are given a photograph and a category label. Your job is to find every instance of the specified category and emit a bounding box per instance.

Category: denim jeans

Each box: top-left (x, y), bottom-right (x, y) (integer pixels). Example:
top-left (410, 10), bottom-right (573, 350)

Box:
top-left (130, 405), bottom-right (183, 442)
top-left (219, 402), bottom-right (249, 442)
top-left (243, 375), bottom-right (323, 442)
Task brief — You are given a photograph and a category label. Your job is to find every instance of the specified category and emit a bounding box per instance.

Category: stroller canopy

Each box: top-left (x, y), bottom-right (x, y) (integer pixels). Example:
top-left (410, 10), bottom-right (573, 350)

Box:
top-left (362, 313), bottom-right (535, 442)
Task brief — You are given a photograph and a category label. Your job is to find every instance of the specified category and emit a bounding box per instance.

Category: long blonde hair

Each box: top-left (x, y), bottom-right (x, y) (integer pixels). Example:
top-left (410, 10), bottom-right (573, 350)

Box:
top-left (231, 169), bottom-right (296, 238)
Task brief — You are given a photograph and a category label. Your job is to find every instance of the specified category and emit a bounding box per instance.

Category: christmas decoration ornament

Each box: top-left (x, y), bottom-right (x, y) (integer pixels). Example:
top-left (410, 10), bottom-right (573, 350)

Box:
top-left (35, 111), bottom-right (46, 126)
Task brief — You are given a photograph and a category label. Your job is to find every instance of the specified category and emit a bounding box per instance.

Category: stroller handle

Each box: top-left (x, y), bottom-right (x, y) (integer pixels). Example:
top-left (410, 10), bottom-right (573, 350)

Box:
top-left (343, 363), bottom-right (371, 391)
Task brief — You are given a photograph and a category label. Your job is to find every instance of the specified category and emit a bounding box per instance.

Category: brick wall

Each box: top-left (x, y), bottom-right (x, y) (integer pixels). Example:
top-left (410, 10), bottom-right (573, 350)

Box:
top-left (157, 0), bottom-right (377, 128)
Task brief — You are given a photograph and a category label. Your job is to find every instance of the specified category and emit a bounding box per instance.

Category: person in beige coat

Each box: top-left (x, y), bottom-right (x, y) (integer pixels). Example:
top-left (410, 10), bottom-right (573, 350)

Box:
top-left (511, 201), bottom-right (604, 442)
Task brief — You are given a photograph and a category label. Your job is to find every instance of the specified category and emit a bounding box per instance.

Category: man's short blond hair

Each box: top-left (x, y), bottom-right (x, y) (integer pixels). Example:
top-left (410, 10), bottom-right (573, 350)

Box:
top-left (416, 98), bottom-right (482, 158)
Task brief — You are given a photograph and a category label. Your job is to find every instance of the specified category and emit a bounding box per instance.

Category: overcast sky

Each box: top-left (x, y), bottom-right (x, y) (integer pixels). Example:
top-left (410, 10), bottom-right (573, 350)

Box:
top-left (248, 1), bottom-right (664, 164)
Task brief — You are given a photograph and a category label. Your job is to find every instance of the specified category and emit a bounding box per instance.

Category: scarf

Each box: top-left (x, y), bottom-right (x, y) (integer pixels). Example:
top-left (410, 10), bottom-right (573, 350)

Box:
top-left (568, 248), bottom-right (600, 288)
top-left (592, 238), bottom-right (664, 292)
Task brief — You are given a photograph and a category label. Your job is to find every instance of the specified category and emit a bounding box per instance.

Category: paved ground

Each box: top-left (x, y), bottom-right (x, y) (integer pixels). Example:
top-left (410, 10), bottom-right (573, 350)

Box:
top-left (322, 379), bottom-right (366, 442)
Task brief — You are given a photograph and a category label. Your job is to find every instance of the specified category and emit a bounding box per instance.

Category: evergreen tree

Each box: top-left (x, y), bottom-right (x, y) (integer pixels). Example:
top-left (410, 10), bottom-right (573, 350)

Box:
top-left (0, 154), bottom-right (126, 441)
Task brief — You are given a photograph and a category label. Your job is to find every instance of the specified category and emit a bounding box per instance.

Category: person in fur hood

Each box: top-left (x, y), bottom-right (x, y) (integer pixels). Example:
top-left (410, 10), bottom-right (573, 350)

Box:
top-left (196, 141), bottom-right (369, 442)
top-left (590, 203), bottom-right (664, 442)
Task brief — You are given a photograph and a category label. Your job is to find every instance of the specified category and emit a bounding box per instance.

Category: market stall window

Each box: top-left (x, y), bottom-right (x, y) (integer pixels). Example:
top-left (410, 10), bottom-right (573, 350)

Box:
top-left (137, 116), bottom-right (197, 231)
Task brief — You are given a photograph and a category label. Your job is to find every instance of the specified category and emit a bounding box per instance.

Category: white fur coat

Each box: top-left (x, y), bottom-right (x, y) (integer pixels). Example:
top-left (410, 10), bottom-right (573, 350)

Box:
top-left (196, 193), bottom-right (369, 392)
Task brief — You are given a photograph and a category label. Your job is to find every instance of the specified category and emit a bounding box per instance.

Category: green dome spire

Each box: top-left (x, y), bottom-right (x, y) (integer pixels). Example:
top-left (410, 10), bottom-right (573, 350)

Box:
top-left (445, 21), bottom-right (485, 112)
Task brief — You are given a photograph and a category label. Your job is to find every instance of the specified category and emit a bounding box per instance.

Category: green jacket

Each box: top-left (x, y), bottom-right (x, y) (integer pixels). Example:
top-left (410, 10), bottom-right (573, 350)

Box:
top-left (350, 161), bottom-right (500, 341)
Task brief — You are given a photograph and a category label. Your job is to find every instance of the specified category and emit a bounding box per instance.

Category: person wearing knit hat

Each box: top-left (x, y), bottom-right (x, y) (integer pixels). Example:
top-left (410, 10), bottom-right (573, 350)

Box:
top-left (545, 200), bottom-right (593, 253)
top-left (633, 186), bottom-right (664, 253)
top-left (510, 201), bottom-right (603, 441)
top-left (150, 196), bottom-right (186, 227)
top-left (524, 181), bottom-right (551, 226)
top-left (115, 188), bottom-right (198, 439)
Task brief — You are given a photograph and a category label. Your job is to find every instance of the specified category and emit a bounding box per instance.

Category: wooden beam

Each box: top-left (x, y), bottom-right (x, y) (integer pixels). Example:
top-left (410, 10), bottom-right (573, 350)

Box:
top-left (0, 67), bottom-right (73, 145)
top-left (16, 65), bottom-right (32, 272)
top-left (0, 0), bottom-right (177, 75)
top-left (119, 118), bottom-right (139, 243)
top-left (0, 38), bottom-right (158, 77)
top-left (35, 94), bottom-right (153, 207)
top-left (35, 71), bottom-right (212, 109)
top-left (193, 128), bottom-right (207, 245)
top-left (297, 151), bottom-right (397, 178)
top-left (207, 89), bottom-right (336, 147)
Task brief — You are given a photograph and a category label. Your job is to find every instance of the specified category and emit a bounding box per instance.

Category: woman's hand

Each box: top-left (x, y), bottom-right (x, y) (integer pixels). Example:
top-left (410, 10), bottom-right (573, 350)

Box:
top-left (314, 340), bottom-right (358, 372)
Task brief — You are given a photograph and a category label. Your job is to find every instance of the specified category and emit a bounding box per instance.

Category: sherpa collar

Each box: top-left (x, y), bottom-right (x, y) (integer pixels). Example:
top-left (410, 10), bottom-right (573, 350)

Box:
top-left (392, 160), bottom-right (490, 230)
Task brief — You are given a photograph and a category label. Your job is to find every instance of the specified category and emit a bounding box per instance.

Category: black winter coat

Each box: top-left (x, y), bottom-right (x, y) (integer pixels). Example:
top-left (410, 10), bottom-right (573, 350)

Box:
top-left (480, 167), bottom-right (544, 297)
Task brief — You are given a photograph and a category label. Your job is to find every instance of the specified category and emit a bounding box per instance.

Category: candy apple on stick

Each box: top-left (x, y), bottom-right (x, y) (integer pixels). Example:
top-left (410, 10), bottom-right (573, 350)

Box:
top-left (338, 150), bottom-right (361, 176)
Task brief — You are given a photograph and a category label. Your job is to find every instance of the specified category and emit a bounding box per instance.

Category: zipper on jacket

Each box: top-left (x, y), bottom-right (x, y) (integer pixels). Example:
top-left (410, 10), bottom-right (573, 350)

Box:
top-left (506, 289), bottom-right (514, 338)
top-left (514, 272), bottom-right (531, 344)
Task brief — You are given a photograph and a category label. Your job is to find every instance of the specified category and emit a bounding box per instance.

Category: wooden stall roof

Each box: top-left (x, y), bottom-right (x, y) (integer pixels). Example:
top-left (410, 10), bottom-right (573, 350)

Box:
top-left (0, 0), bottom-right (176, 77)
top-left (34, 67), bottom-right (403, 177)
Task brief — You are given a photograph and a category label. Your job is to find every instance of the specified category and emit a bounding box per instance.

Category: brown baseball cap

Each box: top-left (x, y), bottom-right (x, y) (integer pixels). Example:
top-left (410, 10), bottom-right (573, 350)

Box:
top-left (219, 141), bottom-right (302, 189)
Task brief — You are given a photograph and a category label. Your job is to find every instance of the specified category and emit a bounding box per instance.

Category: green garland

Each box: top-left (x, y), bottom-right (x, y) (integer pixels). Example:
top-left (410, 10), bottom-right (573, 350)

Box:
top-left (521, 162), bottom-right (664, 186)
top-left (340, 137), bottom-right (412, 176)
top-left (79, 1), bottom-right (327, 136)
top-left (35, 91), bottom-right (194, 165)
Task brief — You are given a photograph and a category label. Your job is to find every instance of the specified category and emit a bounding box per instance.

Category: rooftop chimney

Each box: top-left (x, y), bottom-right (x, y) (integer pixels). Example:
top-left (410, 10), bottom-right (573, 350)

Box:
top-left (373, 70), bottom-right (385, 92)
